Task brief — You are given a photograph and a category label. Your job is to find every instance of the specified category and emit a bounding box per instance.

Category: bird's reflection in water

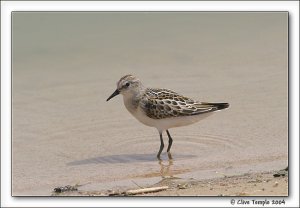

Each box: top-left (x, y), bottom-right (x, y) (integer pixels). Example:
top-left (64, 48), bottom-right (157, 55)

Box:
top-left (158, 153), bottom-right (174, 178)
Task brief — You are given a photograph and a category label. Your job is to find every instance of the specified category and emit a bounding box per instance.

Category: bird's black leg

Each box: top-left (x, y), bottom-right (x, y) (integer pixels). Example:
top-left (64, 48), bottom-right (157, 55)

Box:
top-left (157, 132), bottom-right (164, 159)
top-left (166, 130), bottom-right (173, 153)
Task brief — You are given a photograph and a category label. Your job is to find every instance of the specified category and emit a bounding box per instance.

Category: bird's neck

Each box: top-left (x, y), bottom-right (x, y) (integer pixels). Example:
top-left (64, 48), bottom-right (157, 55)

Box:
top-left (123, 88), bottom-right (145, 112)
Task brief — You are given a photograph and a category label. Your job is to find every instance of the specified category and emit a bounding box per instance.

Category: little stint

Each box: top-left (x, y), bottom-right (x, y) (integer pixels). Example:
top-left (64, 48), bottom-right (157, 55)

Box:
top-left (107, 75), bottom-right (229, 158)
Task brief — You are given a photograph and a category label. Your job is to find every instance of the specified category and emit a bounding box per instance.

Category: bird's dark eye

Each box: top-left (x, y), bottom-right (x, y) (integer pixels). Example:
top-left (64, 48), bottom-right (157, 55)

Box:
top-left (125, 82), bottom-right (130, 87)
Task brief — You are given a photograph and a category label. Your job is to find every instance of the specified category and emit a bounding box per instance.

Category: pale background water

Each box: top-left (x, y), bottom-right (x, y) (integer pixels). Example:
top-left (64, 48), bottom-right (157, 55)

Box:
top-left (12, 12), bottom-right (288, 195)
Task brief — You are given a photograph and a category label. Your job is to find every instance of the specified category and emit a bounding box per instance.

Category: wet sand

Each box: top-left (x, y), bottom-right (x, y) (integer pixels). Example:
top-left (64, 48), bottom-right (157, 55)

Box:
top-left (12, 12), bottom-right (288, 196)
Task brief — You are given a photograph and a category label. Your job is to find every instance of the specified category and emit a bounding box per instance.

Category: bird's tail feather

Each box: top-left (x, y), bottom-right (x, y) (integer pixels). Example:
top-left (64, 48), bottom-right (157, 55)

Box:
top-left (212, 103), bottom-right (230, 110)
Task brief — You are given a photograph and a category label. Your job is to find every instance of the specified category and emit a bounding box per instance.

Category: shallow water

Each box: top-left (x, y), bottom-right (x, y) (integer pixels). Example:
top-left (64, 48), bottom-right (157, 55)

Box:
top-left (12, 12), bottom-right (288, 195)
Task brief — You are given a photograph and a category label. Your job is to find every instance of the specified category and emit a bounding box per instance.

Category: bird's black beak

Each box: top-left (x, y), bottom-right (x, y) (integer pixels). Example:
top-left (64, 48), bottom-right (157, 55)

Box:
top-left (106, 89), bottom-right (120, 101)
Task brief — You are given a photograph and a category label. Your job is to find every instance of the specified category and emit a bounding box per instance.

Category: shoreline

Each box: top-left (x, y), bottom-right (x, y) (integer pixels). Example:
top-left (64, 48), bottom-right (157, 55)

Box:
top-left (53, 168), bottom-right (288, 196)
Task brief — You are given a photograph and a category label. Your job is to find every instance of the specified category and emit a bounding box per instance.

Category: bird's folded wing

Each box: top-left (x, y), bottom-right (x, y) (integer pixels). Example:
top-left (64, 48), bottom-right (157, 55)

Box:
top-left (140, 88), bottom-right (217, 119)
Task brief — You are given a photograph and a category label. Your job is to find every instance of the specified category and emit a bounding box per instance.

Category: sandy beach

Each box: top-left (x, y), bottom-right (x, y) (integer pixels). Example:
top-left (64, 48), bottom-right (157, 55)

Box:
top-left (52, 168), bottom-right (288, 196)
top-left (12, 12), bottom-right (288, 196)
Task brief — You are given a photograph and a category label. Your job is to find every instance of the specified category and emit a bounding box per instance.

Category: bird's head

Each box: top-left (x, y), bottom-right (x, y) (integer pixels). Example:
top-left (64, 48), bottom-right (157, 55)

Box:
top-left (106, 74), bottom-right (143, 101)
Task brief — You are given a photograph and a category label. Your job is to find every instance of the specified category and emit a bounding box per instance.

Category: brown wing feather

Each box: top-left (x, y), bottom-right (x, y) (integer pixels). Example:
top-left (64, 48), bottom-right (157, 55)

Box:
top-left (140, 88), bottom-right (219, 119)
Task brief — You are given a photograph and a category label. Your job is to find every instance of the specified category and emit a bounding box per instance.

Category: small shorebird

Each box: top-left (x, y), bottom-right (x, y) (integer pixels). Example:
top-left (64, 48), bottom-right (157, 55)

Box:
top-left (107, 75), bottom-right (229, 158)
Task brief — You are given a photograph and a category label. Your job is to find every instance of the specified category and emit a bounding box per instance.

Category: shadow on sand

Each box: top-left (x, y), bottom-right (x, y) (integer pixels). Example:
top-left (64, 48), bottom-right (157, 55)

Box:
top-left (67, 153), bottom-right (196, 165)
